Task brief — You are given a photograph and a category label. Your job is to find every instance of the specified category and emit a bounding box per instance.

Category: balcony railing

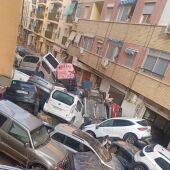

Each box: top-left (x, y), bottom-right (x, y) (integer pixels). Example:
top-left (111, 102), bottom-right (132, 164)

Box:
top-left (36, 12), bottom-right (44, 19)
top-left (48, 12), bottom-right (60, 22)
top-left (45, 30), bottom-right (53, 39)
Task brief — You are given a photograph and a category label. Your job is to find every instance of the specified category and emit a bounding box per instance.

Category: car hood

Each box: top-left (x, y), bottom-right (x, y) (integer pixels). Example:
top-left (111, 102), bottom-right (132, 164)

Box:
top-left (36, 139), bottom-right (67, 165)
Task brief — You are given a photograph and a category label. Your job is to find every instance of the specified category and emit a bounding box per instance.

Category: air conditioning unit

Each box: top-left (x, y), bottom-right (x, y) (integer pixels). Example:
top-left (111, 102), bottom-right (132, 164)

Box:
top-left (101, 58), bottom-right (109, 68)
top-left (165, 24), bottom-right (170, 34)
top-left (80, 47), bottom-right (84, 54)
top-left (125, 92), bottom-right (138, 104)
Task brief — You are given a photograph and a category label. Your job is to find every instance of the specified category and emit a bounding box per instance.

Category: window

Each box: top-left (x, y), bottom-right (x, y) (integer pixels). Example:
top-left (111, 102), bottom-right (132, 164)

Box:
top-left (155, 157), bottom-right (170, 170)
top-left (105, 42), bottom-right (119, 61)
top-left (143, 49), bottom-right (170, 79)
top-left (83, 37), bottom-right (93, 51)
top-left (99, 119), bottom-right (114, 127)
top-left (140, 3), bottom-right (155, 24)
top-left (117, 5), bottom-right (135, 22)
top-left (96, 40), bottom-right (103, 55)
top-left (76, 101), bottom-right (82, 112)
top-left (105, 6), bottom-right (114, 21)
top-left (42, 61), bottom-right (50, 74)
top-left (52, 132), bottom-right (65, 143)
top-left (23, 56), bottom-right (39, 63)
top-left (52, 90), bottom-right (74, 105)
top-left (83, 6), bottom-right (90, 19)
top-left (125, 54), bottom-right (136, 67)
top-left (45, 54), bottom-right (59, 69)
top-left (76, 6), bottom-right (81, 18)
top-left (0, 113), bottom-right (7, 127)
top-left (8, 122), bottom-right (30, 144)
top-left (113, 120), bottom-right (134, 126)
top-left (137, 120), bottom-right (150, 127)
top-left (64, 136), bottom-right (80, 151)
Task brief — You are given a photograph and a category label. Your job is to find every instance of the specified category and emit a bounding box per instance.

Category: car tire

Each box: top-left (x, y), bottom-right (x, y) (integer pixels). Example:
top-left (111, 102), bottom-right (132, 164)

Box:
top-left (123, 133), bottom-right (137, 144)
top-left (86, 131), bottom-right (96, 138)
top-left (133, 163), bottom-right (148, 170)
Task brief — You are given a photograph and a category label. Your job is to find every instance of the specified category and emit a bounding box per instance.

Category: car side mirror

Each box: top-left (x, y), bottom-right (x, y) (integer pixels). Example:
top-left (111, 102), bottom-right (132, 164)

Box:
top-left (24, 142), bottom-right (30, 148)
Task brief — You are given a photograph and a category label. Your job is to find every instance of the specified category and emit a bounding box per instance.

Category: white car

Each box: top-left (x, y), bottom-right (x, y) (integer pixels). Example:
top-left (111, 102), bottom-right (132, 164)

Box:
top-left (83, 117), bottom-right (151, 144)
top-left (50, 123), bottom-right (124, 170)
top-left (12, 69), bottom-right (30, 82)
top-left (134, 144), bottom-right (170, 170)
top-left (43, 89), bottom-right (84, 128)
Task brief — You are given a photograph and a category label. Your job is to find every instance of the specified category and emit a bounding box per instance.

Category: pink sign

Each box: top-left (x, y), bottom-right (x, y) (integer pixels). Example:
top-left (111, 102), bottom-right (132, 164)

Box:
top-left (57, 63), bottom-right (76, 80)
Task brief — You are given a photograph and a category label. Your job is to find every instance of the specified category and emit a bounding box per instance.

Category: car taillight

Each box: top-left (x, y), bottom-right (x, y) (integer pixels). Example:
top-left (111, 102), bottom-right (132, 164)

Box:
top-left (137, 127), bottom-right (147, 131)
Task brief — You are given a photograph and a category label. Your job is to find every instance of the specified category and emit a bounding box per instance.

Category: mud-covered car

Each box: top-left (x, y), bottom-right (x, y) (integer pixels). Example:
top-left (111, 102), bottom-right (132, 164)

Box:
top-left (4, 80), bottom-right (39, 115)
top-left (0, 100), bottom-right (72, 170)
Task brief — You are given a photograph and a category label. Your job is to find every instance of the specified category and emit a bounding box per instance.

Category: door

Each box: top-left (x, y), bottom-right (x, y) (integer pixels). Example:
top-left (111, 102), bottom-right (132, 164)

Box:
top-left (5, 122), bottom-right (30, 165)
top-left (95, 119), bottom-right (115, 138)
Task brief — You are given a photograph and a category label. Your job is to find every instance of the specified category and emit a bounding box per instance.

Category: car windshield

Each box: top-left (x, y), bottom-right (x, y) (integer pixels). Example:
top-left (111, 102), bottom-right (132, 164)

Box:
top-left (73, 130), bottom-right (111, 162)
top-left (31, 125), bottom-right (50, 148)
top-left (52, 90), bottom-right (74, 105)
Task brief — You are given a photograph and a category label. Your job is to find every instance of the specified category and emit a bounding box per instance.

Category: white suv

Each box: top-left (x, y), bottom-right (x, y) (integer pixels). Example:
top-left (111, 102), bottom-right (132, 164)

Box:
top-left (83, 117), bottom-right (151, 144)
top-left (134, 144), bottom-right (170, 170)
top-left (43, 89), bottom-right (84, 128)
top-left (50, 123), bottom-right (124, 170)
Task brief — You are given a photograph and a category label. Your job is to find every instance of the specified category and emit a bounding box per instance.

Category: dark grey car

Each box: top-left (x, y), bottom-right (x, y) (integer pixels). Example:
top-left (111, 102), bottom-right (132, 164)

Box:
top-left (0, 100), bottom-right (72, 170)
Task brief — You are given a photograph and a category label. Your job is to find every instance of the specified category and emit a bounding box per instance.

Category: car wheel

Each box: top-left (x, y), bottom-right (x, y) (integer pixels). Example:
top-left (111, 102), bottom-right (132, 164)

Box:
top-left (31, 164), bottom-right (47, 170)
top-left (123, 133), bottom-right (137, 144)
top-left (86, 131), bottom-right (96, 138)
top-left (133, 163), bottom-right (148, 170)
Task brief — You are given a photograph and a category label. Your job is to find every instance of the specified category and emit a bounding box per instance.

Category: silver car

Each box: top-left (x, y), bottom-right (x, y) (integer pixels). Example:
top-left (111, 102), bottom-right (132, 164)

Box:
top-left (0, 100), bottom-right (72, 170)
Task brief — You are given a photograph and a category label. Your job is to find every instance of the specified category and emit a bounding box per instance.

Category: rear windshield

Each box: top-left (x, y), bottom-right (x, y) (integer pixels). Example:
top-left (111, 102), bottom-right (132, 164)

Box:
top-left (137, 120), bottom-right (150, 126)
top-left (23, 56), bottom-right (39, 63)
top-left (45, 54), bottom-right (58, 69)
top-left (52, 90), bottom-right (74, 105)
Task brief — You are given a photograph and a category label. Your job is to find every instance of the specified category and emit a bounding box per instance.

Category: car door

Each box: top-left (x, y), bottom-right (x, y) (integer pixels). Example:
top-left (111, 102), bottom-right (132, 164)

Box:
top-left (95, 119), bottom-right (115, 138)
top-left (4, 121), bottom-right (30, 165)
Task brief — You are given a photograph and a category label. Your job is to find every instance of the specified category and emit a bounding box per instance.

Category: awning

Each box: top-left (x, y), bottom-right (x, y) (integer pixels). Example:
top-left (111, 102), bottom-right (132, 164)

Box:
top-left (64, 1), bottom-right (77, 16)
top-left (120, 0), bottom-right (137, 5)
top-left (68, 31), bottom-right (76, 41)
top-left (108, 38), bottom-right (123, 47)
top-left (125, 48), bottom-right (138, 56)
top-left (74, 33), bottom-right (81, 44)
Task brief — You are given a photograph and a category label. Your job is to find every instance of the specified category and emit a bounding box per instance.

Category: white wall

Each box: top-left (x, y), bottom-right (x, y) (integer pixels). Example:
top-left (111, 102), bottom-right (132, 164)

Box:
top-left (159, 0), bottom-right (170, 26)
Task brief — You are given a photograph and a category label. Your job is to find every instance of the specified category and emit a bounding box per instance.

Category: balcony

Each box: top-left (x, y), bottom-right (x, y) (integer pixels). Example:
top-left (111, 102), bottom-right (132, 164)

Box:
top-left (34, 27), bottom-right (42, 34)
top-left (48, 12), bottom-right (60, 22)
top-left (45, 30), bottom-right (53, 39)
top-left (36, 12), bottom-right (44, 19)
top-left (67, 44), bottom-right (170, 110)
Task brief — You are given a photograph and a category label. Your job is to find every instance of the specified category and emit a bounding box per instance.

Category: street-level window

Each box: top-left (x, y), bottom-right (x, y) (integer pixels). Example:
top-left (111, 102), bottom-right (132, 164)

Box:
top-left (83, 37), bottom-right (93, 51)
top-left (117, 4), bottom-right (135, 22)
top-left (105, 42), bottom-right (119, 61)
top-left (143, 49), bottom-right (169, 79)
top-left (140, 3), bottom-right (155, 24)
top-left (105, 6), bottom-right (114, 21)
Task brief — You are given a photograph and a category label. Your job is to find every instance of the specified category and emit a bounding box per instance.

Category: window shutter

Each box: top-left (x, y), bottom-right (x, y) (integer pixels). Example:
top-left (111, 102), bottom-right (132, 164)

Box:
top-left (142, 3), bottom-right (155, 14)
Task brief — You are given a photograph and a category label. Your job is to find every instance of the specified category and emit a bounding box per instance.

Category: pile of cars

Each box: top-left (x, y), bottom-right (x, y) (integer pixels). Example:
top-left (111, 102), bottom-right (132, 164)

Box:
top-left (0, 46), bottom-right (169, 170)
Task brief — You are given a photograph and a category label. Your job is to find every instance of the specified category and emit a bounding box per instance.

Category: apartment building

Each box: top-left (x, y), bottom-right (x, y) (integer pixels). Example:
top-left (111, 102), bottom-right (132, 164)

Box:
top-left (67, 0), bottom-right (170, 147)
top-left (0, 0), bottom-right (21, 87)
top-left (20, 0), bottom-right (77, 61)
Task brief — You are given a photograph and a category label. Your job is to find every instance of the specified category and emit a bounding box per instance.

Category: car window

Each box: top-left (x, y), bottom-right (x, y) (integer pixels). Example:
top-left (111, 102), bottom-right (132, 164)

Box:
top-left (46, 54), bottom-right (58, 69)
top-left (113, 120), bottom-right (134, 126)
top-left (155, 157), bottom-right (170, 170)
top-left (99, 119), bottom-right (114, 127)
top-left (137, 120), bottom-right (150, 126)
top-left (76, 101), bottom-right (82, 112)
top-left (8, 122), bottom-right (30, 144)
top-left (51, 132), bottom-right (65, 143)
top-left (23, 56), bottom-right (39, 63)
top-left (52, 90), bottom-right (74, 106)
top-left (0, 113), bottom-right (7, 127)
top-left (64, 136), bottom-right (80, 151)
top-left (42, 61), bottom-right (50, 74)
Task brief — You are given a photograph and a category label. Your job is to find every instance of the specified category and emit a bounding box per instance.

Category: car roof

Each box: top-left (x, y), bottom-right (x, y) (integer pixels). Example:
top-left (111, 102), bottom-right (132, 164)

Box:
top-left (107, 117), bottom-right (144, 122)
top-left (0, 100), bottom-right (42, 131)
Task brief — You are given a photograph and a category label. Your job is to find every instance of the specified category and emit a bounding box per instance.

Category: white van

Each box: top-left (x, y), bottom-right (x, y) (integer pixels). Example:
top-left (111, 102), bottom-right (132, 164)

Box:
top-left (43, 89), bottom-right (84, 128)
top-left (36, 53), bottom-right (60, 83)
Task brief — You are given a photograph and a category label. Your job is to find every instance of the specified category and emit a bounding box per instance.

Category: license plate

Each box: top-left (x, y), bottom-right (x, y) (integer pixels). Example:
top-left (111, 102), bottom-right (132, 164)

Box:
top-left (16, 90), bottom-right (28, 94)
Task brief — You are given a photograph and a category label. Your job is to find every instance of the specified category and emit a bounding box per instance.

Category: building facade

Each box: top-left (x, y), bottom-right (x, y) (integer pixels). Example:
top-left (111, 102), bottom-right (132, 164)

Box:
top-left (67, 0), bottom-right (170, 147)
top-left (20, 0), bottom-right (77, 62)
top-left (0, 0), bottom-right (21, 87)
